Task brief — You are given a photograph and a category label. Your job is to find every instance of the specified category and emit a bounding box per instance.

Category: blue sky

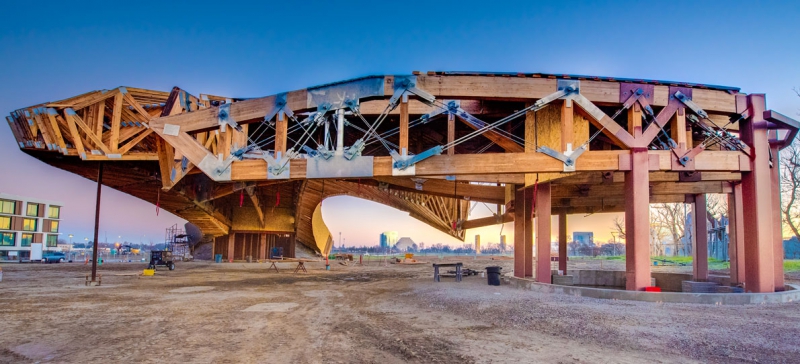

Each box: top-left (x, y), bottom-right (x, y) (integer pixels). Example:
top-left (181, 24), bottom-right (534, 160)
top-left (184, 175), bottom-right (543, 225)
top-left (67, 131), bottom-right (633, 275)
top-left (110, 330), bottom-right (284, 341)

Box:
top-left (0, 0), bottom-right (798, 246)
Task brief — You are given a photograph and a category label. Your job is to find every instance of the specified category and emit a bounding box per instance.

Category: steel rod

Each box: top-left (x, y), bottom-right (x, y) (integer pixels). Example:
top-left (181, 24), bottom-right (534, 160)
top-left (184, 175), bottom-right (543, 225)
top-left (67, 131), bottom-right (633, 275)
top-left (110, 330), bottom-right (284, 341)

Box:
top-left (91, 162), bottom-right (103, 283)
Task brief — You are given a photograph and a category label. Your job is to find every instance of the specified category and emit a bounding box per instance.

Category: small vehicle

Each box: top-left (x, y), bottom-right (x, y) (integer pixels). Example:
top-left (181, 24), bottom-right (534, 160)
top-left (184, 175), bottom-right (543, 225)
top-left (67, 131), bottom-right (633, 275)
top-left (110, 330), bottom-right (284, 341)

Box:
top-left (148, 250), bottom-right (175, 270)
top-left (41, 252), bottom-right (67, 263)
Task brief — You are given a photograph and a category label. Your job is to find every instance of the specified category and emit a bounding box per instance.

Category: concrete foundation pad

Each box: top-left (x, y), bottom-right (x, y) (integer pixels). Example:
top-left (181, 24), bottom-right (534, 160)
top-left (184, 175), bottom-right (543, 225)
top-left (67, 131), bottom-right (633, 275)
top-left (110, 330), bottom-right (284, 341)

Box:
top-left (552, 275), bottom-right (574, 286)
top-left (503, 274), bottom-right (800, 305)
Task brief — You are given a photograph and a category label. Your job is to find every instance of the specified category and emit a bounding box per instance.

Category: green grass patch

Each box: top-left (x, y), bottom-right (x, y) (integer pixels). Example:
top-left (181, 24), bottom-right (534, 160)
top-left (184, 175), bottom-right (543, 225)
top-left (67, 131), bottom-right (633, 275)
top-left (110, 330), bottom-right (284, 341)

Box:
top-left (785, 260), bottom-right (800, 272)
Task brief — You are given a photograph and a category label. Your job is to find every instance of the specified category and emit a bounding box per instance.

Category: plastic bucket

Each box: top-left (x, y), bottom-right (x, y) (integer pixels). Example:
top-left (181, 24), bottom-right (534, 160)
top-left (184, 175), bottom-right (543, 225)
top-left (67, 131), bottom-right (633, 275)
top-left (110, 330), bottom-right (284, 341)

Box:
top-left (215, 254), bottom-right (222, 263)
top-left (486, 266), bottom-right (502, 286)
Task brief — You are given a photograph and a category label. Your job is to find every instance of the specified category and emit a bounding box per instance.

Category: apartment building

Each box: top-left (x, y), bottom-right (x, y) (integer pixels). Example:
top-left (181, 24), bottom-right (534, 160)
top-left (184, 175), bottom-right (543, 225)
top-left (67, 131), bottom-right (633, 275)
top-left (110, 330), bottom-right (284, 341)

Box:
top-left (0, 193), bottom-right (63, 261)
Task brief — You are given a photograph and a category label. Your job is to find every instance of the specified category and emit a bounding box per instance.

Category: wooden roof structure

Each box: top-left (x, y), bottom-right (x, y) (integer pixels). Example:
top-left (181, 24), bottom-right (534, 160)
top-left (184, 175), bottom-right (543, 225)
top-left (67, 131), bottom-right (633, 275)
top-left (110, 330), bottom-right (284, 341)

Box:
top-left (7, 72), bottom-right (798, 292)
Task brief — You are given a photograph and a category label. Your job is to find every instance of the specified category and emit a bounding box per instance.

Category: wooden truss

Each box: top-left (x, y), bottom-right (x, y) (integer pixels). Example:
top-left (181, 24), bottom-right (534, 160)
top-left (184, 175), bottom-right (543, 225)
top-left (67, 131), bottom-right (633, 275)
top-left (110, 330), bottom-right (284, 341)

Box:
top-left (8, 72), bottom-right (799, 292)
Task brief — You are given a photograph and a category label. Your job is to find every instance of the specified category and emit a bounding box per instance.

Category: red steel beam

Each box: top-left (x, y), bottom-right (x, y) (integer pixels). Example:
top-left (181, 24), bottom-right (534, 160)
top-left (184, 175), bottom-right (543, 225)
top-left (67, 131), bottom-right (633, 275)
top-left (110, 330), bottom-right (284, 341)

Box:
top-left (739, 94), bottom-right (775, 293)
top-left (693, 194), bottom-right (709, 281)
top-left (536, 182), bottom-right (552, 283)
top-left (625, 149), bottom-right (652, 290)
top-left (728, 183), bottom-right (746, 285)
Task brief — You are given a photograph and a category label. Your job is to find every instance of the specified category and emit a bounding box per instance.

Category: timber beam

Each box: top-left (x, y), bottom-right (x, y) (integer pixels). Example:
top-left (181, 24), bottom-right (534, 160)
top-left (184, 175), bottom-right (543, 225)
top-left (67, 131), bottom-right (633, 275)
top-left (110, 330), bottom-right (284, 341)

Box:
top-left (227, 150), bottom-right (747, 181)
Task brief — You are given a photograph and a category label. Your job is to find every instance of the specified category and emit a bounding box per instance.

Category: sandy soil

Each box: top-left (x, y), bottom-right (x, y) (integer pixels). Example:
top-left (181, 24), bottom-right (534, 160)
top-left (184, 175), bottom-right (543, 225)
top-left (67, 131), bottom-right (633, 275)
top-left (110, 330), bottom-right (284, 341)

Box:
top-left (0, 257), bottom-right (798, 363)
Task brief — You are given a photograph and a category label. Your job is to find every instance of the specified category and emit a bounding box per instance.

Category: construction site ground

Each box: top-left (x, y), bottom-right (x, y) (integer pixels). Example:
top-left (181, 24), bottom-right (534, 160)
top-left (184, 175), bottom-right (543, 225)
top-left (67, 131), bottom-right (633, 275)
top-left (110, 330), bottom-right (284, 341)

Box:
top-left (1, 257), bottom-right (799, 363)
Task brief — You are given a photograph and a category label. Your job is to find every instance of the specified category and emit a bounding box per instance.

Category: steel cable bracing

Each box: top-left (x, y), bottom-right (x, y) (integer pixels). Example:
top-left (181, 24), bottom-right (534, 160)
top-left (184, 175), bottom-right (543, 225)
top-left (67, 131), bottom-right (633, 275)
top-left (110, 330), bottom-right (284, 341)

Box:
top-left (441, 98), bottom-right (568, 152)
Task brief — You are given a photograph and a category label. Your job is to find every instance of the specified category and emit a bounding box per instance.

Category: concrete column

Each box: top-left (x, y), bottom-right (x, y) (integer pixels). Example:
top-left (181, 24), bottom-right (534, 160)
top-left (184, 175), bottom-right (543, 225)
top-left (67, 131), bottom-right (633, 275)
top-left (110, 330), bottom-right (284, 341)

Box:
top-left (513, 187), bottom-right (533, 278)
top-left (558, 212), bottom-right (568, 274)
top-left (625, 149), bottom-right (651, 290)
top-left (692, 194), bottom-right (709, 281)
top-left (739, 94), bottom-right (775, 293)
top-left (227, 233), bottom-right (235, 262)
top-left (728, 183), bottom-right (746, 285)
top-left (535, 183), bottom-right (552, 283)
top-left (771, 141), bottom-right (785, 290)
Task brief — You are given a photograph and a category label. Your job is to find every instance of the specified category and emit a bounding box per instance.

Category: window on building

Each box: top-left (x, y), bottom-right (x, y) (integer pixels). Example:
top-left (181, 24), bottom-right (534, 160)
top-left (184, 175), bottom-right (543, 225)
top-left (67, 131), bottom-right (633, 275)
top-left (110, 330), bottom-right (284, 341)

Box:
top-left (48, 206), bottom-right (60, 219)
top-left (26, 203), bottom-right (39, 217)
top-left (21, 233), bottom-right (32, 247)
top-left (46, 234), bottom-right (58, 247)
top-left (22, 218), bottom-right (37, 232)
top-left (0, 200), bottom-right (14, 214)
top-left (0, 232), bottom-right (14, 246)
top-left (0, 216), bottom-right (10, 230)
top-left (50, 221), bottom-right (59, 233)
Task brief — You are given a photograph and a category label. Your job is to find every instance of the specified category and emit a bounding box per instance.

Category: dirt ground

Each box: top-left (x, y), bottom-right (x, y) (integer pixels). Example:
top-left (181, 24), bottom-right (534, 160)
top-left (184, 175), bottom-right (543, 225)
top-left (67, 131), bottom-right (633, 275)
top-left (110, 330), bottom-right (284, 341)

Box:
top-left (1, 257), bottom-right (799, 364)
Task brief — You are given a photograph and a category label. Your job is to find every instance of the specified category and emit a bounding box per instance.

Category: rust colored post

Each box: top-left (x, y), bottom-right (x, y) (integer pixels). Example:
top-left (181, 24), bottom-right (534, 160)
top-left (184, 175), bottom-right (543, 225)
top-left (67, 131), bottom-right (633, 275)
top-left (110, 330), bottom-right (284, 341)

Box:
top-left (536, 182), bottom-right (552, 283)
top-left (728, 183), bottom-right (745, 285)
top-left (558, 212), bottom-right (568, 274)
top-left (513, 187), bottom-right (526, 278)
top-left (227, 233), bottom-right (235, 262)
top-left (693, 194), bottom-right (709, 281)
top-left (739, 94), bottom-right (775, 293)
top-left (771, 141), bottom-right (785, 290)
top-left (90, 162), bottom-right (103, 283)
top-left (625, 149), bottom-right (651, 290)
top-left (524, 188), bottom-right (533, 277)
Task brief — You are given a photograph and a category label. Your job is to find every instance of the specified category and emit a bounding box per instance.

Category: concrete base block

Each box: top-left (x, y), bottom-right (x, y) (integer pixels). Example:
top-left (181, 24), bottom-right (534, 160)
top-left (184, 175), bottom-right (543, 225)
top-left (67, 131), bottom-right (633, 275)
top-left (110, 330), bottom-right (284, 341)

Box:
top-left (552, 275), bottom-right (574, 286)
top-left (682, 281), bottom-right (719, 293)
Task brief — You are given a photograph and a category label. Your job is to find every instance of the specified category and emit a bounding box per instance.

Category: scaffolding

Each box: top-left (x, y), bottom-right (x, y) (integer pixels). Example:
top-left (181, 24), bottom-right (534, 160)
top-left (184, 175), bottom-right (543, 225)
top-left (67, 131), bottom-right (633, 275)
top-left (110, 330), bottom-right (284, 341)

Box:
top-left (165, 224), bottom-right (191, 261)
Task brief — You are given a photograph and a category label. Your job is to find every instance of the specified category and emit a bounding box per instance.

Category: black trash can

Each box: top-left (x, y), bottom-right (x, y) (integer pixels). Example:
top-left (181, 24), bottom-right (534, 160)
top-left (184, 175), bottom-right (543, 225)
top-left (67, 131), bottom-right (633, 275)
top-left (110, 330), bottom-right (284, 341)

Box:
top-left (486, 266), bottom-right (502, 286)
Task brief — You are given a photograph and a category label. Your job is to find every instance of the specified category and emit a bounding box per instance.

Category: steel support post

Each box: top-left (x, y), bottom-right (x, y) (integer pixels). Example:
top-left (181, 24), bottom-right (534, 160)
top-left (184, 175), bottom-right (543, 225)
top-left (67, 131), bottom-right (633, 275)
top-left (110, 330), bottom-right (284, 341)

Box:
top-left (771, 142), bottom-right (785, 290)
top-left (90, 162), bottom-right (103, 283)
top-left (728, 183), bottom-right (746, 285)
top-left (739, 94), bottom-right (775, 293)
top-left (692, 194), bottom-right (709, 281)
top-left (536, 182), bottom-right (552, 283)
top-left (558, 212), bottom-right (568, 274)
top-left (625, 149), bottom-right (651, 290)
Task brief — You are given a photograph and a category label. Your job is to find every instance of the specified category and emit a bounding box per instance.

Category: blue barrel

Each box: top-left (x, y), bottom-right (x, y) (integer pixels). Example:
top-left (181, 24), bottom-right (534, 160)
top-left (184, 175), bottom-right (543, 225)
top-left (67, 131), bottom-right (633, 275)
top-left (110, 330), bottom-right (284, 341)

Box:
top-left (215, 254), bottom-right (223, 263)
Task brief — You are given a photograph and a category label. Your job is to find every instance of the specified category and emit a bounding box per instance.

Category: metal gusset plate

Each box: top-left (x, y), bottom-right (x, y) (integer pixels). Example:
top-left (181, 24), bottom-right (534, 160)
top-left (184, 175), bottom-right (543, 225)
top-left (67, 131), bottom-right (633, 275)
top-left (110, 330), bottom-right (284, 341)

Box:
top-left (389, 75), bottom-right (436, 109)
top-left (217, 103), bottom-right (241, 132)
top-left (390, 146), bottom-right (443, 176)
top-left (537, 144), bottom-right (586, 172)
top-left (307, 76), bottom-right (385, 110)
top-left (263, 93), bottom-right (296, 122)
top-left (306, 155), bottom-right (374, 179)
top-left (198, 154), bottom-right (232, 182)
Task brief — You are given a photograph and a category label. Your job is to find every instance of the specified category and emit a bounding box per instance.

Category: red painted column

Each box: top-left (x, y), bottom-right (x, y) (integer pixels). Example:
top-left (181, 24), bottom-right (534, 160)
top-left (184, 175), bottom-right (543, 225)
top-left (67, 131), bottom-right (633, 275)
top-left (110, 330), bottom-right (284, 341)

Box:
top-left (625, 149), bottom-right (651, 290)
top-left (558, 212), bottom-right (568, 274)
top-left (771, 141), bottom-right (785, 290)
top-left (524, 188), bottom-right (534, 277)
top-left (536, 183), bottom-right (552, 283)
top-left (693, 194), bottom-right (709, 281)
top-left (514, 187), bottom-right (533, 278)
top-left (728, 183), bottom-right (746, 285)
top-left (738, 94), bottom-right (775, 293)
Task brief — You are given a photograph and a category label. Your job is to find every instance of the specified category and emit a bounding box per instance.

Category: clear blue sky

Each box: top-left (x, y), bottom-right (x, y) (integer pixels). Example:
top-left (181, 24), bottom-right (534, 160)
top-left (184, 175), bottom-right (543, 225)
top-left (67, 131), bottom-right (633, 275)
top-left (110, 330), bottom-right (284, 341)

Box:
top-left (1, 0), bottom-right (798, 246)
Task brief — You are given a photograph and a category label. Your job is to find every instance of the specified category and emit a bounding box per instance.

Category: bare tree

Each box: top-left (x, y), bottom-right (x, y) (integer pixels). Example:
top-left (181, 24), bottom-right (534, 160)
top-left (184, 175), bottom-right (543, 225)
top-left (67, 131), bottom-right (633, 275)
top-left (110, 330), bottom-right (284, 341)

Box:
top-left (781, 140), bottom-right (800, 240)
top-left (779, 88), bottom-right (800, 240)
top-left (705, 194), bottom-right (728, 220)
top-left (651, 203), bottom-right (689, 256)
top-left (611, 216), bottom-right (625, 241)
